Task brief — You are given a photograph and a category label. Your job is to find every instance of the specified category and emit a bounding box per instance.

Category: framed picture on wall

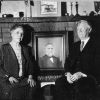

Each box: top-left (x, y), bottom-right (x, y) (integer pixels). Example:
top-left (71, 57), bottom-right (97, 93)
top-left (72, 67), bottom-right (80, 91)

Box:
top-left (33, 33), bottom-right (66, 71)
top-left (41, 1), bottom-right (58, 15)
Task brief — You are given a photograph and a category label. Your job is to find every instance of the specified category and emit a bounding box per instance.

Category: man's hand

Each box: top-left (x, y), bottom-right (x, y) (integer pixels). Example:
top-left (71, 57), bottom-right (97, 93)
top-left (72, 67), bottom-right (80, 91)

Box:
top-left (72, 72), bottom-right (87, 82)
top-left (65, 72), bottom-right (73, 84)
top-left (27, 78), bottom-right (36, 87)
top-left (9, 77), bottom-right (19, 84)
top-left (73, 72), bottom-right (87, 78)
top-left (65, 72), bottom-right (87, 83)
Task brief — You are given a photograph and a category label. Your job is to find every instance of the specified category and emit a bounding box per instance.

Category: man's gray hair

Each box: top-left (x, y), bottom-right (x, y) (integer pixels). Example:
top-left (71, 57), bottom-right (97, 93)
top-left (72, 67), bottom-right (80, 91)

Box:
top-left (77, 20), bottom-right (92, 34)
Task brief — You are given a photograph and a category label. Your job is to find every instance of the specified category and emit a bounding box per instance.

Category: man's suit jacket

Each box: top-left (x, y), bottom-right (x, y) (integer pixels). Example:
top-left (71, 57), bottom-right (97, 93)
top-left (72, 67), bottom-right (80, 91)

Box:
top-left (0, 43), bottom-right (35, 79)
top-left (39, 55), bottom-right (62, 69)
top-left (64, 37), bottom-right (100, 83)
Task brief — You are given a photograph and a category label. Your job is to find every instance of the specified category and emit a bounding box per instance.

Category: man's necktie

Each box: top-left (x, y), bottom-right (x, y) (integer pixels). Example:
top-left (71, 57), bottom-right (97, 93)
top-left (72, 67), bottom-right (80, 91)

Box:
top-left (80, 41), bottom-right (84, 51)
top-left (50, 57), bottom-right (54, 63)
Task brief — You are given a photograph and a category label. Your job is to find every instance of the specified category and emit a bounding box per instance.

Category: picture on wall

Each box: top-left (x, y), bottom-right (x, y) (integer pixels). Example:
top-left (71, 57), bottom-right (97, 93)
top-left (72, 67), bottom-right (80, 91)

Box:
top-left (34, 34), bottom-right (65, 70)
top-left (41, 1), bottom-right (58, 15)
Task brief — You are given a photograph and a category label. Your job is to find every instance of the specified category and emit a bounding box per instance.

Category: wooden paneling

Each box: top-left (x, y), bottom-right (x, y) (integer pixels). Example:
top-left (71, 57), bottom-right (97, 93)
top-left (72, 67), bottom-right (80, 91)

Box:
top-left (0, 17), bottom-right (75, 46)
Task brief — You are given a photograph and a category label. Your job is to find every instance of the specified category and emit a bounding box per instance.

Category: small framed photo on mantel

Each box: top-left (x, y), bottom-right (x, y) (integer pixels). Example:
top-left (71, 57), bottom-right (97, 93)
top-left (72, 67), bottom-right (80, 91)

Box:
top-left (41, 1), bottom-right (58, 15)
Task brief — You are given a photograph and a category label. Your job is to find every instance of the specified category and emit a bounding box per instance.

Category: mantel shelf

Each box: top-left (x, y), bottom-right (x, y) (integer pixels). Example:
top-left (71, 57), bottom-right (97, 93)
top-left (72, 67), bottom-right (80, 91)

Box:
top-left (0, 16), bottom-right (100, 23)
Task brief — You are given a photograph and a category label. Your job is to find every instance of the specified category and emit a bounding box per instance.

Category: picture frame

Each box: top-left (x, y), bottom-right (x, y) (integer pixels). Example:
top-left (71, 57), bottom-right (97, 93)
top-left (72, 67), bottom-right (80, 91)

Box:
top-left (33, 33), bottom-right (66, 70)
top-left (41, 1), bottom-right (58, 15)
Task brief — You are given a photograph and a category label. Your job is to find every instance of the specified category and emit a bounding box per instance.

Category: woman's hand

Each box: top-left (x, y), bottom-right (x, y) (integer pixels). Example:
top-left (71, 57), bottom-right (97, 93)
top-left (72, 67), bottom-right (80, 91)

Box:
top-left (27, 78), bottom-right (36, 87)
top-left (9, 77), bottom-right (19, 84)
top-left (27, 75), bottom-right (36, 87)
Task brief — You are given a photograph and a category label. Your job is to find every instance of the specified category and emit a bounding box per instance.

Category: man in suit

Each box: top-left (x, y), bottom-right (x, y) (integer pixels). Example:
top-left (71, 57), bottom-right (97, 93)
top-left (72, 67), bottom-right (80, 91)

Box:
top-left (39, 43), bottom-right (62, 69)
top-left (0, 24), bottom-right (39, 100)
top-left (55, 20), bottom-right (99, 100)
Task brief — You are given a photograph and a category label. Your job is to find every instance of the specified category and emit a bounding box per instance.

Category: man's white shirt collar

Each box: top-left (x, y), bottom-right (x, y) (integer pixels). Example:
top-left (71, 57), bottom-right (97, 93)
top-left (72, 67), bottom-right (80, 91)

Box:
top-left (81, 37), bottom-right (90, 48)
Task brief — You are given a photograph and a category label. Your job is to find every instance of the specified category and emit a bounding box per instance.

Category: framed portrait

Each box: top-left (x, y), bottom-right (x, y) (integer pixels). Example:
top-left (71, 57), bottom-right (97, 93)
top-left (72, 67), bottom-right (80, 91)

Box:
top-left (41, 1), bottom-right (58, 15)
top-left (33, 33), bottom-right (66, 71)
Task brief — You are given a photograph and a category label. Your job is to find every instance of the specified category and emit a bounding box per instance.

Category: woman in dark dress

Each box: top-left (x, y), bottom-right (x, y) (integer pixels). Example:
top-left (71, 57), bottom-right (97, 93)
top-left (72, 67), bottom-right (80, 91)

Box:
top-left (0, 24), bottom-right (39, 100)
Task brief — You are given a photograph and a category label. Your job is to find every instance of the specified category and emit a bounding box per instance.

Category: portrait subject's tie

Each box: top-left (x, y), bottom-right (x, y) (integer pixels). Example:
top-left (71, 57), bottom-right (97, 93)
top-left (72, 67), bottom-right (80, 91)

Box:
top-left (80, 41), bottom-right (84, 51)
top-left (50, 57), bottom-right (54, 63)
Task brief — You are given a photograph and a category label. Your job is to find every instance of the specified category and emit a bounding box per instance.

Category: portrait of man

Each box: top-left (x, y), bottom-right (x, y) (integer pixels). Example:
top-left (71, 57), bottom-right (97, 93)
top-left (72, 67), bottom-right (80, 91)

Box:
top-left (37, 37), bottom-right (64, 69)
top-left (39, 43), bottom-right (62, 69)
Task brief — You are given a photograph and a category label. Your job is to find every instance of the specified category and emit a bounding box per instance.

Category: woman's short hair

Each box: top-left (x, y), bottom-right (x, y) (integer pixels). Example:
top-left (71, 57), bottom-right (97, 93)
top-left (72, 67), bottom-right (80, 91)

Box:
top-left (10, 23), bottom-right (23, 32)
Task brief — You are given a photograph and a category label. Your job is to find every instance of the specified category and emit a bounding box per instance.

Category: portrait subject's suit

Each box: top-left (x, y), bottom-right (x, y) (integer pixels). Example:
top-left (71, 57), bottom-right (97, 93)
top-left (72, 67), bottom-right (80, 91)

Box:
top-left (0, 43), bottom-right (39, 100)
top-left (39, 55), bottom-right (62, 69)
top-left (55, 37), bottom-right (100, 100)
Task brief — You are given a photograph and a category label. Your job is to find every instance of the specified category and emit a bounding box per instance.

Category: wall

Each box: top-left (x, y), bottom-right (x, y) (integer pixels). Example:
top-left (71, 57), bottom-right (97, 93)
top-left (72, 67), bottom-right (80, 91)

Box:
top-left (0, 1), bottom-right (61, 17)
top-left (0, 1), bottom-right (95, 17)
top-left (1, 1), bottom-right (26, 17)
